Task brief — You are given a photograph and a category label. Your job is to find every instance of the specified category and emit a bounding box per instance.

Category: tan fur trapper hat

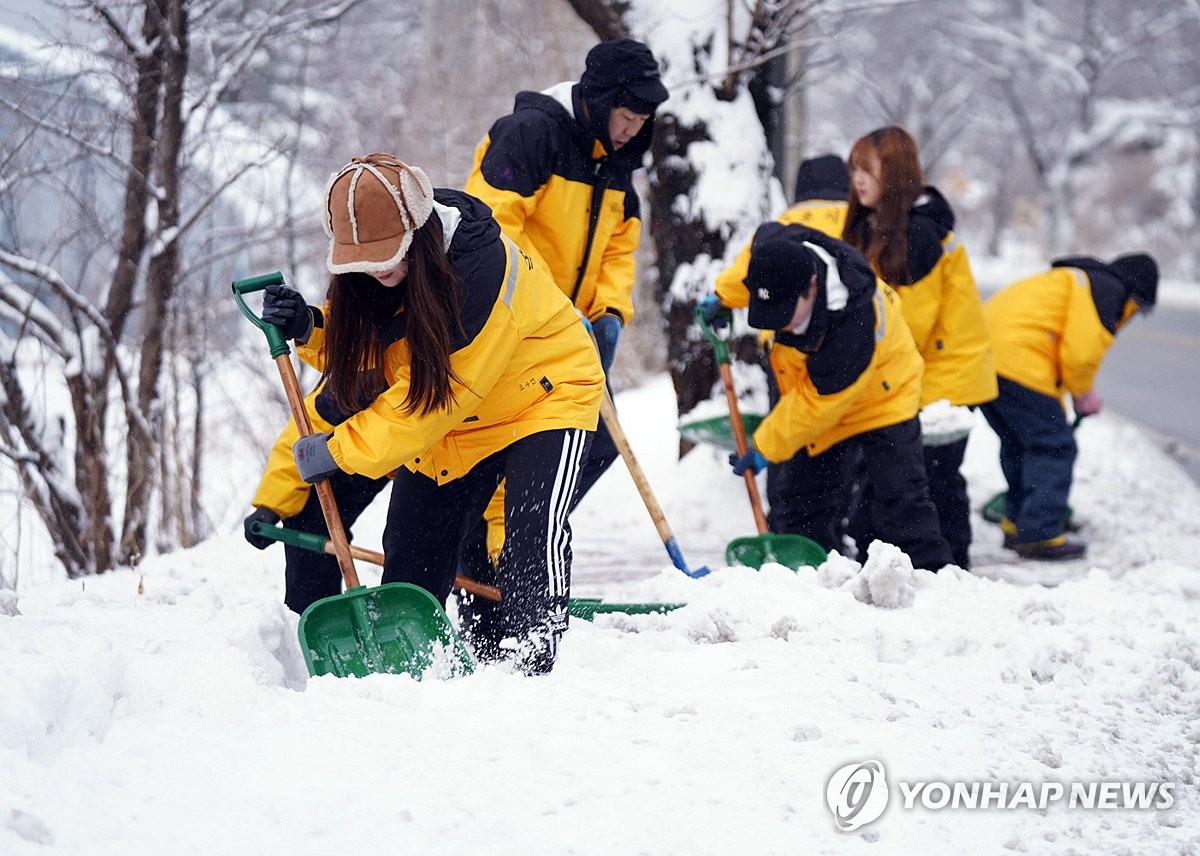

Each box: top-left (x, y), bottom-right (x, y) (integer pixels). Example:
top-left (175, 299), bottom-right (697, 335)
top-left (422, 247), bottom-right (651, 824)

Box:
top-left (323, 153), bottom-right (434, 274)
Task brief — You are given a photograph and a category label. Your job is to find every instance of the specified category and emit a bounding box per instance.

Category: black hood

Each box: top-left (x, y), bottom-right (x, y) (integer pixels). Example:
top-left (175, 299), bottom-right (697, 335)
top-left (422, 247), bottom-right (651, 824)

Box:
top-left (910, 185), bottom-right (956, 234)
top-left (575, 39), bottom-right (666, 161)
top-left (794, 154), bottom-right (849, 202)
top-left (747, 223), bottom-right (875, 347)
top-left (1051, 255), bottom-right (1140, 333)
top-left (434, 188), bottom-right (501, 259)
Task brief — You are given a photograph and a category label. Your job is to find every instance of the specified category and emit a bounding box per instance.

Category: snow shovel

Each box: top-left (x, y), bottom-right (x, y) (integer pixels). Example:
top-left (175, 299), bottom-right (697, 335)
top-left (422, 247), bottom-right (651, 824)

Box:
top-left (980, 414), bottom-right (1085, 530)
top-left (677, 412), bottom-right (764, 453)
top-left (695, 307), bottom-right (827, 571)
top-left (255, 525), bottom-right (683, 620)
top-left (233, 271), bottom-right (474, 680)
top-left (245, 521), bottom-right (503, 603)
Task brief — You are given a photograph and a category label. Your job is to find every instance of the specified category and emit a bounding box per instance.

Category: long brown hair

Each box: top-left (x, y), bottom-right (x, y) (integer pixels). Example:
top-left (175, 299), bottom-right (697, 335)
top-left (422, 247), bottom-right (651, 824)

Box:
top-left (320, 215), bottom-right (464, 417)
top-left (842, 126), bottom-right (924, 285)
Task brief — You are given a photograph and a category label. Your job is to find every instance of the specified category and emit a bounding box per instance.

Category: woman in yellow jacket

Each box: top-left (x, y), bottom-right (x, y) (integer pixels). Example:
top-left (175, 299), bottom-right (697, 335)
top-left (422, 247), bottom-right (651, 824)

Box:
top-left (842, 126), bottom-right (997, 569)
top-left (243, 153), bottom-right (604, 674)
top-left (714, 223), bottom-right (952, 571)
top-left (981, 254), bottom-right (1157, 560)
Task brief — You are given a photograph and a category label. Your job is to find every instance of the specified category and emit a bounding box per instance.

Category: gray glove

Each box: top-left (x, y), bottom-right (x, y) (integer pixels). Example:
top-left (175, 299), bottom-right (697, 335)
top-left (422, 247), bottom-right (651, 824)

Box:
top-left (262, 283), bottom-right (314, 342)
top-left (292, 433), bottom-right (340, 483)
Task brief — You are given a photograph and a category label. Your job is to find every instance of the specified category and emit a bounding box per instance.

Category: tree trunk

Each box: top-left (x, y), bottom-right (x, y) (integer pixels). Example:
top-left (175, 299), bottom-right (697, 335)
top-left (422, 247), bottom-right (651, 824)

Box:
top-left (121, 0), bottom-right (189, 565)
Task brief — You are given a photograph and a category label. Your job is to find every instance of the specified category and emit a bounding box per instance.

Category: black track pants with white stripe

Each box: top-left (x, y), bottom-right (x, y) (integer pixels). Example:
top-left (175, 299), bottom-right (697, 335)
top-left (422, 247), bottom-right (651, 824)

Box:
top-left (383, 428), bottom-right (591, 673)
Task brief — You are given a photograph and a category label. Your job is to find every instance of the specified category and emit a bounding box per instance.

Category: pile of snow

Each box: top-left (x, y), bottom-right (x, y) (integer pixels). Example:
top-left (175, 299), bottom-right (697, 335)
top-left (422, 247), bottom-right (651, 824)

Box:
top-left (3, 374), bottom-right (1200, 854)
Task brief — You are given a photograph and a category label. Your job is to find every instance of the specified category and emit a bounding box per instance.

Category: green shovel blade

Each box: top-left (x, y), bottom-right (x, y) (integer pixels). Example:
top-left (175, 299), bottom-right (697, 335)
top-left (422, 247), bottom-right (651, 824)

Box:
top-left (725, 534), bottom-right (827, 570)
top-left (567, 598), bottom-right (686, 621)
top-left (981, 491), bottom-right (1076, 530)
top-left (298, 582), bottom-right (475, 679)
top-left (677, 413), bottom-right (764, 453)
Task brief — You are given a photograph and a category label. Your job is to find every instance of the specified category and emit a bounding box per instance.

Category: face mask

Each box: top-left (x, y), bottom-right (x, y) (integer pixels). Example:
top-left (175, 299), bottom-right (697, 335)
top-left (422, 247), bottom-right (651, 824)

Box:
top-left (786, 309), bottom-right (813, 335)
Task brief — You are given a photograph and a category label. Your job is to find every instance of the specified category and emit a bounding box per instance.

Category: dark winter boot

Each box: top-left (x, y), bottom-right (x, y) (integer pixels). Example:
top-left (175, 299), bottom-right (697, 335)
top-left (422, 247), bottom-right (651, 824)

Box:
top-left (1013, 534), bottom-right (1086, 561)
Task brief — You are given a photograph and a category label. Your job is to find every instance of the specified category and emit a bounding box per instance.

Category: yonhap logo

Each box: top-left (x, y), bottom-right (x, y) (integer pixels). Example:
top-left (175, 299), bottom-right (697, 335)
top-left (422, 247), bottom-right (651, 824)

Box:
top-left (825, 759), bottom-right (1175, 832)
top-left (826, 760), bottom-right (889, 831)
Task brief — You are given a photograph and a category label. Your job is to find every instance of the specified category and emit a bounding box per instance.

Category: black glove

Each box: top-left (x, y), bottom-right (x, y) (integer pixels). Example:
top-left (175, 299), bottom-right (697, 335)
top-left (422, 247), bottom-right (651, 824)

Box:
top-left (262, 283), bottom-right (314, 342)
top-left (698, 295), bottom-right (732, 331)
top-left (243, 507), bottom-right (281, 550)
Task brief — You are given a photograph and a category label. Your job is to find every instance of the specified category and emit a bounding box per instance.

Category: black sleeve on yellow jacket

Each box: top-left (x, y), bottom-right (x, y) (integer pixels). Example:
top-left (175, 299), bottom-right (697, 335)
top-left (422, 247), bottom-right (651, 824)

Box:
top-left (1051, 256), bottom-right (1126, 334)
top-left (778, 300), bottom-right (875, 395)
top-left (477, 108), bottom-right (557, 197)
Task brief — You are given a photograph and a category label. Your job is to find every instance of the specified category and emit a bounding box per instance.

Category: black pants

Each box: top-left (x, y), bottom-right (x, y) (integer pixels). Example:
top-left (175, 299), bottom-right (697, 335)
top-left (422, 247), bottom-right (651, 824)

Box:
top-left (922, 437), bottom-right (972, 569)
top-left (769, 418), bottom-right (953, 572)
top-left (568, 386), bottom-right (619, 510)
top-left (283, 429), bottom-right (591, 674)
top-left (282, 469), bottom-right (389, 615)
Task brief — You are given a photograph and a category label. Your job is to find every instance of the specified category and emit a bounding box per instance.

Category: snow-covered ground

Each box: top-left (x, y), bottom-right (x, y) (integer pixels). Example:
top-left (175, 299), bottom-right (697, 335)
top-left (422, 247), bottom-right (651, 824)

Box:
top-left (4, 374), bottom-right (1200, 855)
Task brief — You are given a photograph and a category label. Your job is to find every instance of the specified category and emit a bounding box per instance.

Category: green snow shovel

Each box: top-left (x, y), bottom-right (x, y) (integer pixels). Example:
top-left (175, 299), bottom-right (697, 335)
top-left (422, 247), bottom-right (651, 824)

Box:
top-left (695, 306), bottom-right (827, 571)
top-left (980, 414), bottom-right (1085, 530)
top-left (678, 412), bottom-right (765, 453)
top-left (234, 271), bottom-right (474, 680)
top-left (250, 520), bottom-right (685, 622)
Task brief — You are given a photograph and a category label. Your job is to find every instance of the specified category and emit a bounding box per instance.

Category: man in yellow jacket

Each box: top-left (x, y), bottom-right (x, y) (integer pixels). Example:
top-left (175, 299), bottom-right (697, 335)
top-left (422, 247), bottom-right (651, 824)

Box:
top-left (465, 38), bottom-right (667, 502)
top-left (712, 223), bottom-right (952, 570)
top-left (981, 253), bottom-right (1157, 560)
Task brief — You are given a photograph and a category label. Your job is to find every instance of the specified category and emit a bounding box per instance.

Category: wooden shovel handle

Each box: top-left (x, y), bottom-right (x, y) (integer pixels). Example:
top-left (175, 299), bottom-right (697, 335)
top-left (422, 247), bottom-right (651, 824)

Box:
top-left (320, 540), bottom-right (501, 602)
top-left (274, 353), bottom-right (361, 590)
top-left (718, 362), bottom-right (770, 535)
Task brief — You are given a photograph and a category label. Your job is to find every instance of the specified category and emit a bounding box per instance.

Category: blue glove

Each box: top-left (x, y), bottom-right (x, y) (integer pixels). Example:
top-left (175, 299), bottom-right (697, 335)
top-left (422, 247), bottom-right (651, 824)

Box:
top-left (293, 433), bottom-right (340, 483)
top-left (263, 283), bottom-right (314, 342)
top-left (698, 295), bottom-right (732, 331)
top-left (591, 314), bottom-right (622, 373)
top-left (729, 448), bottom-right (768, 476)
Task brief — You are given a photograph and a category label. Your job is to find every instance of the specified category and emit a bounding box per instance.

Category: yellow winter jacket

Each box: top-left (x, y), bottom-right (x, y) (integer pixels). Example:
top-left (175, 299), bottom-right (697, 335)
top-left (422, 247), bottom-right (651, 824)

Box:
top-left (465, 82), bottom-right (647, 324)
top-left (740, 225), bottom-right (924, 461)
top-left (758, 283), bottom-right (923, 460)
top-left (847, 187), bottom-right (997, 408)
top-left (984, 266), bottom-right (1115, 401)
top-left (252, 191), bottom-right (604, 518)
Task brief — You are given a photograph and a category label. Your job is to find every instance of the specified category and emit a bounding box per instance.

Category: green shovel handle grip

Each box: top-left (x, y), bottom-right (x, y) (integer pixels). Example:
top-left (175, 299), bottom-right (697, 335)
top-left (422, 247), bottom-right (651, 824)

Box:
top-left (249, 520), bottom-right (328, 554)
top-left (231, 271), bottom-right (290, 359)
top-left (694, 304), bottom-right (731, 366)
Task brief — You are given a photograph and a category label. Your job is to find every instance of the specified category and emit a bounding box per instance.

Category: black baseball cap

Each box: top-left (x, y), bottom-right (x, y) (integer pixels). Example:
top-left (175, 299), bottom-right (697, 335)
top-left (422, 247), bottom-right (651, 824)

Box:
top-left (745, 233), bottom-right (818, 331)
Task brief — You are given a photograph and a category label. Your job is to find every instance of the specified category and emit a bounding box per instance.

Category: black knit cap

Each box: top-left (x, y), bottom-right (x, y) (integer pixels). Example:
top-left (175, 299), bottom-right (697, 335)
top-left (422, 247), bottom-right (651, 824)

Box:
top-left (1107, 253), bottom-right (1158, 310)
top-left (580, 38), bottom-right (668, 107)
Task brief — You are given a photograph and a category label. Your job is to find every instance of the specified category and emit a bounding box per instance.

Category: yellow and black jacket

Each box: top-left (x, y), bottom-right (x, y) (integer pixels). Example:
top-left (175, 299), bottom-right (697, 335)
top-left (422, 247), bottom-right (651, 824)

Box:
top-left (851, 187), bottom-right (997, 409)
top-left (984, 258), bottom-right (1139, 402)
top-left (252, 189), bottom-right (604, 518)
top-left (748, 226), bottom-right (925, 462)
top-left (465, 82), bottom-right (651, 325)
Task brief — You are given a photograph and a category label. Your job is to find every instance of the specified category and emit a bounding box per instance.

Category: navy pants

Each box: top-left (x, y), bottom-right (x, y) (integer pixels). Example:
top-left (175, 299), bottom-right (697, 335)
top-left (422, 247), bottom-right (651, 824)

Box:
top-left (282, 429), bottom-right (591, 674)
top-left (768, 418), bottom-right (953, 572)
top-left (980, 377), bottom-right (1076, 544)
